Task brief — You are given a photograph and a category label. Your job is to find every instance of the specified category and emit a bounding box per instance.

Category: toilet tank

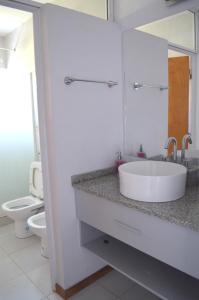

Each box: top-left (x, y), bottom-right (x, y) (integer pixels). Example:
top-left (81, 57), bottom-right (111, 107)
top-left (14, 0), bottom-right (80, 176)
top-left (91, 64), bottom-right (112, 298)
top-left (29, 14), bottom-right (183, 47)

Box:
top-left (29, 161), bottom-right (43, 199)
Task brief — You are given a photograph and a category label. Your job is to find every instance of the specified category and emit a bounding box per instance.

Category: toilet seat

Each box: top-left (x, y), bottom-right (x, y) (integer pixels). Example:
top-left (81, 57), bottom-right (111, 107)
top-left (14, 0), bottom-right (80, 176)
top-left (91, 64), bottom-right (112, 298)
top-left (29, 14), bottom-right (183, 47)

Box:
top-left (29, 161), bottom-right (43, 199)
top-left (2, 196), bottom-right (43, 217)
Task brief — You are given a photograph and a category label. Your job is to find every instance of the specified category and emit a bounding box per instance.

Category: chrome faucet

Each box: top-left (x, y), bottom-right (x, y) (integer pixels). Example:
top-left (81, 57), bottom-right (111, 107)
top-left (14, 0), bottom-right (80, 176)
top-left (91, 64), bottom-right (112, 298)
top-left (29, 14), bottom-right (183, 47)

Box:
top-left (164, 137), bottom-right (177, 162)
top-left (181, 133), bottom-right (192, 162)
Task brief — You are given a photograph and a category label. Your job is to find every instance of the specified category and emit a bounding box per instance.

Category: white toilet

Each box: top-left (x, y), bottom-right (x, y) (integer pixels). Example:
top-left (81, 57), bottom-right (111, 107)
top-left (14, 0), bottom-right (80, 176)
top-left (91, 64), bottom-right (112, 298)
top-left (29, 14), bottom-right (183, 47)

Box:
top-left (2, 161), bottom-right (44, 238)
top-left (28, 212), bottom-right (48, 258)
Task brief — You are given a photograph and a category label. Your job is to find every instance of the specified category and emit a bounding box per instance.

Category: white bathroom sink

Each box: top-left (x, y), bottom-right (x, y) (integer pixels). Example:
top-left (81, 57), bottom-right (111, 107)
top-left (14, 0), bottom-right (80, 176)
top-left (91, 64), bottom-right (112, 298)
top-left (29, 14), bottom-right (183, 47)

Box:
top-left (119, 161), bottom-right (187, 202)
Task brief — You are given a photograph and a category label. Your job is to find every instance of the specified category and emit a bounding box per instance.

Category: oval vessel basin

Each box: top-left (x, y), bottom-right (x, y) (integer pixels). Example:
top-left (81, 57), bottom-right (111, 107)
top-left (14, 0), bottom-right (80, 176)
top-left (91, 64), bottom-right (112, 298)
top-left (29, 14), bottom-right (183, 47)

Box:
top-left (119, 161), bottom-right (187, 202)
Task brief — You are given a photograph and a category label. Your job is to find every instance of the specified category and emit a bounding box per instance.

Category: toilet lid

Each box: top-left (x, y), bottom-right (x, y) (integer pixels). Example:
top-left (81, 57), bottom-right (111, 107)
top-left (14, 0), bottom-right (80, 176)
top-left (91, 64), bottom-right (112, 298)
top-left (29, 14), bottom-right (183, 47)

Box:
top-left (29, 161), bottom-right (43, 199)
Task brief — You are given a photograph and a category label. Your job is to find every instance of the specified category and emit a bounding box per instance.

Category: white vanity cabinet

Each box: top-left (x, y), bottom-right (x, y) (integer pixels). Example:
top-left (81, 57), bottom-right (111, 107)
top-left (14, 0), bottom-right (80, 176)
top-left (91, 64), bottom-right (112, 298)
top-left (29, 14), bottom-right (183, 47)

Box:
top-left (74, 188), bottom-right (199, 300)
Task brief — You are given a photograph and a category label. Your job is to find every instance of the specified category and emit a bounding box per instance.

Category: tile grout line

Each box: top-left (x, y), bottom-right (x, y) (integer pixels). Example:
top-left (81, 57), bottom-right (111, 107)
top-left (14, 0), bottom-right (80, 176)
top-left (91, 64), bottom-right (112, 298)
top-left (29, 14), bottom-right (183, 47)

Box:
top-left (26, 264), bottom-right (52, 297)
top-left (0, 223), bottom-right (48, 299)
top-left (4, 248), bottom-right (47, 299)
top-left (0, 243), bottom-right (8, 256)
top-left (94, 273), bottom-right (137, 299)
top-left (5, 236), bottom-right (40, 255)
top-left (4, 235), bottom-right (48, 297)
top-left (0, 230), bottom-right (40, 256)
top-left (95, 280), bottom-right (121, 298)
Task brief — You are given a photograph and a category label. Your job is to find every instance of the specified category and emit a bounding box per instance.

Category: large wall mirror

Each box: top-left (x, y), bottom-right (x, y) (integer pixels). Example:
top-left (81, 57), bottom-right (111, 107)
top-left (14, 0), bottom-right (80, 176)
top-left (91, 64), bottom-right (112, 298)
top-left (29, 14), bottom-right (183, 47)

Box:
top-left (123, 9), bottom-right (198, 159)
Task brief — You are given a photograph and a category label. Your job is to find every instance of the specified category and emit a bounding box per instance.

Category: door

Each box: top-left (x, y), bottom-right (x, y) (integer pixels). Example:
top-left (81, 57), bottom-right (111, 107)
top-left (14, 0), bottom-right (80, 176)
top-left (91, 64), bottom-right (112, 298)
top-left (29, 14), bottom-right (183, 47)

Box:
top-left (168, 56), bottom-right (189, 150)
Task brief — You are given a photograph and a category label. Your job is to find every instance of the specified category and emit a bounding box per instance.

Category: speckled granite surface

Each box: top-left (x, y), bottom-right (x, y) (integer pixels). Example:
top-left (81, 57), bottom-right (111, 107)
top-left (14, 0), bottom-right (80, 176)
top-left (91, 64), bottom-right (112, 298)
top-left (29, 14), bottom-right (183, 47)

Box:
top-left (72, 167), bottom-right (116, 184)
top-left (72, 170), bottom-right (199, 232)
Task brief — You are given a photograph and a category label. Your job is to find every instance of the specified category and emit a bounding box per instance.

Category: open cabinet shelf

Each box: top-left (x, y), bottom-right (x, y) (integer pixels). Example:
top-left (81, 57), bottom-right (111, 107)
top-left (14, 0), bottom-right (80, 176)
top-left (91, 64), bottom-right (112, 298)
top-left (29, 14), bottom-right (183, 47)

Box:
top-left (84, 234), bottom-right (199, 300)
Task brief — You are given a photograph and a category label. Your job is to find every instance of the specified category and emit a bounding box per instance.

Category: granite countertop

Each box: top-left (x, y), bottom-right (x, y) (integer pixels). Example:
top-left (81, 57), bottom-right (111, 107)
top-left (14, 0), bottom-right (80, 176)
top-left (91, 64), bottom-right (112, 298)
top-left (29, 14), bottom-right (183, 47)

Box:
top-left (72, 167), bottom-right (199, 233)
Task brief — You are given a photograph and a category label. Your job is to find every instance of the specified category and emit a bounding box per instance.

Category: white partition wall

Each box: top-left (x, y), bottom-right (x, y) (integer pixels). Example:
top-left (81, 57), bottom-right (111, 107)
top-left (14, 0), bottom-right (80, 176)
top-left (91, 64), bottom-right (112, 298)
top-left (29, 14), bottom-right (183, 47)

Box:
top-left (38, 4), bottom-right (123, 289)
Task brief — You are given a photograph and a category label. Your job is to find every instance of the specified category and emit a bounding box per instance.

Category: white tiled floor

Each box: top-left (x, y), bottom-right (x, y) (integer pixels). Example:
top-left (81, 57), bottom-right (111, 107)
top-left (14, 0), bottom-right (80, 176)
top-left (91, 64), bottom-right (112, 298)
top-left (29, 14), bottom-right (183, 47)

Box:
top-left (0, 222), bottom-right (160, 300)
top-left (0, 222), bottom-right (50, 300)
top-left (65, 270), bottom-right (160, 300)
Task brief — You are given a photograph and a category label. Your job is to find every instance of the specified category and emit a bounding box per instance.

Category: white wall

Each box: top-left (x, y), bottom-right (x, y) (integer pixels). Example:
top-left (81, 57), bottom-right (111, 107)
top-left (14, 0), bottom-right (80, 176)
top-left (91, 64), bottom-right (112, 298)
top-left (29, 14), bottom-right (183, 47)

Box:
top-left (0, 69), bottom-right (34, 215)
top-left (38, 4), bottom-right (123, 288)
top-left (0, 17), bottom-right (35, 216)
top-left (123, 29), bottom-right (168, 157)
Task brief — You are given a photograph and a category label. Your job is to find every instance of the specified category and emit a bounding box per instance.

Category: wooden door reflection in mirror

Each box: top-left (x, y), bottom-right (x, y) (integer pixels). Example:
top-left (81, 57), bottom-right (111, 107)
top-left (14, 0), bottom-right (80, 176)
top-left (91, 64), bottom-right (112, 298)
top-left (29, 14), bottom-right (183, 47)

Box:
top-left (168, 55), bottom-right (190, 152)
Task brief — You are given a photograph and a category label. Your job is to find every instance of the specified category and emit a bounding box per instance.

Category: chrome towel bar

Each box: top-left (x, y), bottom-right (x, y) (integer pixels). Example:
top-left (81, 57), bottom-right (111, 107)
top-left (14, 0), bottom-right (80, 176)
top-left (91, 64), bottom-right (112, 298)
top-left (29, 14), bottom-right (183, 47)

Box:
top-left (133, 82), bottom-right (168, 91)
top-left (64, 76), bottom-right (118, 88)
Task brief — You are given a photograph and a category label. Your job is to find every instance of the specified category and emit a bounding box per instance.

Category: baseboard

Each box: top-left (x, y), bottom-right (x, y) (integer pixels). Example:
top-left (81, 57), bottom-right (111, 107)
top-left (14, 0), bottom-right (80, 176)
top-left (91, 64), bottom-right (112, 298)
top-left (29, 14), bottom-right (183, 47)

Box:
top-left (55, 265), bottom-right (113, 299)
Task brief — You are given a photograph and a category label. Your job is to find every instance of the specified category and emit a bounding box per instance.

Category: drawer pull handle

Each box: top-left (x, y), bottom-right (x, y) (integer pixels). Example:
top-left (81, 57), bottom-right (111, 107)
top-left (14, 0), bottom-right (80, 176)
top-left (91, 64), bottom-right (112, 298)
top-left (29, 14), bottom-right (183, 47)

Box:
top-left (114, 219), bottom-right (142, 235)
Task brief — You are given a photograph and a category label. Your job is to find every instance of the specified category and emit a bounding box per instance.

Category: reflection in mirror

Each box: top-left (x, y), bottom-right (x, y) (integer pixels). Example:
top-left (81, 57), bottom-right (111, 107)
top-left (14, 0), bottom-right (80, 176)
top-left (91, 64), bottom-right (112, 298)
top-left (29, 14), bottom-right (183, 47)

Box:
top-left (168, 49), bottom-right (191, 152)
top-left (123, 29), bottom-right (168, 158)
top-left (123, 10), bottom-right (197, 161)
top-left (136, 10), bottom-right (196, 52)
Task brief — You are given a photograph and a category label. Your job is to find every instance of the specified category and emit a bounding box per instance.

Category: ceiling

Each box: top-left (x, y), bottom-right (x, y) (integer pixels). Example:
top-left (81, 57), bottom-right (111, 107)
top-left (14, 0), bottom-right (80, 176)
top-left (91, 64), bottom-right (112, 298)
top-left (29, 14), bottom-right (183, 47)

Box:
top-left (0, 6), bottom-right (32, 37)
